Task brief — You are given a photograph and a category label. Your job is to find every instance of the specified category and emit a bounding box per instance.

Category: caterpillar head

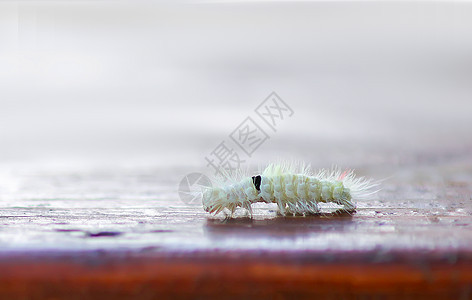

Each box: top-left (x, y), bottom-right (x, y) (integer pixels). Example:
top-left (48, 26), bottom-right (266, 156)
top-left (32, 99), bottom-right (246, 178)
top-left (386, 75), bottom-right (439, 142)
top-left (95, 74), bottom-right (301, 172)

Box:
top-left (202, 177), bottom-right (259, 215)
top-left (202, 187), bottom-right (227, 214)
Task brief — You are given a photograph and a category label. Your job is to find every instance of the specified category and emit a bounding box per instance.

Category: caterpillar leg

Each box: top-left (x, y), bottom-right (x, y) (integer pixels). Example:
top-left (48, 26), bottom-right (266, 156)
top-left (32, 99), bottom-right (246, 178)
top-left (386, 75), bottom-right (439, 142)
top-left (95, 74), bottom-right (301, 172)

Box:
top-left (331, 204), bottom-right (356, 216)
top-left (342, 201), bottom-right (356, 212)
top-left (243, 201), bottom-right (253, 217)
top-left (283, 200), bottom-right (320, 216)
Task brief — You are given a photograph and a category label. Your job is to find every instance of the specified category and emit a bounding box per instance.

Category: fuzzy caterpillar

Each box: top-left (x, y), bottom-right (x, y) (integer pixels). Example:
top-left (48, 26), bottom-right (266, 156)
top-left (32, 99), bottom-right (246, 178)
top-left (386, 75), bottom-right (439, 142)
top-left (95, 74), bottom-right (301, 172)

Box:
top-left (202, 163), bottom-right (379, 217)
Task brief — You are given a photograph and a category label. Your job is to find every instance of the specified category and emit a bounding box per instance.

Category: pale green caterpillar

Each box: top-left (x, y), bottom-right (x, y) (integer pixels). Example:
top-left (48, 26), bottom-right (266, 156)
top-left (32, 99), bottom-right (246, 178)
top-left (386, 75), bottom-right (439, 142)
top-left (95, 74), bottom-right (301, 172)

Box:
top-left (202, 163), bottom-right (379, 217)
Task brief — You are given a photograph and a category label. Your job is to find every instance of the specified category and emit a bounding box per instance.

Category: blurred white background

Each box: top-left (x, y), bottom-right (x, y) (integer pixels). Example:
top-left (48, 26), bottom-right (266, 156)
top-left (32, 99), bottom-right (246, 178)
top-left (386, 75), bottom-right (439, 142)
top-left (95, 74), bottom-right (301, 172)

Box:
top-left (1, 0), bottom-right (471, 172)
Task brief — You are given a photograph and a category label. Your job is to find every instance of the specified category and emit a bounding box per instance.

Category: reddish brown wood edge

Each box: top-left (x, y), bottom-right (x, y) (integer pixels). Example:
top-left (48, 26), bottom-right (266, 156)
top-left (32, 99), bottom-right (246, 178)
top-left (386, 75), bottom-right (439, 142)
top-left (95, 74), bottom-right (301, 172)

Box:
top-left (0, 251), bottom-right (471, 299)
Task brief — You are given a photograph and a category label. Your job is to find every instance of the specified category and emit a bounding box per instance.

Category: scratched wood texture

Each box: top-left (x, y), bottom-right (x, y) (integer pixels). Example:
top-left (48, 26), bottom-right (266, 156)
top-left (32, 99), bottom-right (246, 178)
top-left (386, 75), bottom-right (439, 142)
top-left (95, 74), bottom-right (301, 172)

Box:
top-left (1, 150), bottom-right (472, 299)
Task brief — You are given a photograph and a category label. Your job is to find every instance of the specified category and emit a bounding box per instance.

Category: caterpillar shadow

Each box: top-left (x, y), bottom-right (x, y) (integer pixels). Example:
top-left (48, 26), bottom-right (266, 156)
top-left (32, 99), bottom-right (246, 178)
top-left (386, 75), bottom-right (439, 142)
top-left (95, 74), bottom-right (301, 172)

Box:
top-left (204, 212), bottom-right (355, 238)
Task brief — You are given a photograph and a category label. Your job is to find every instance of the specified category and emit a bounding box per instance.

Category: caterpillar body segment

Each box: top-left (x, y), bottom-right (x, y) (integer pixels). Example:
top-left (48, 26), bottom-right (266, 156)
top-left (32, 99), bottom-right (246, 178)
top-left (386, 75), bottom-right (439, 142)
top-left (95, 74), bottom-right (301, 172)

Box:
top-left (259, 175), bottom-right (353, 215)
top-left (202, 163), bottom-right (378, 217)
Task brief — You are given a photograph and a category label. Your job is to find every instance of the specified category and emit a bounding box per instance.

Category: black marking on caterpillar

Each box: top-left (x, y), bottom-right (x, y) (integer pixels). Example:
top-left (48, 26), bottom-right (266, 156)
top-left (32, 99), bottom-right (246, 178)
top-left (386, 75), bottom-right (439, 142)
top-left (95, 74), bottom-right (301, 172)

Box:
top-left (202, 163), bottom-right (379, 217)
top-left (251, 175), bottom-right (262, 191)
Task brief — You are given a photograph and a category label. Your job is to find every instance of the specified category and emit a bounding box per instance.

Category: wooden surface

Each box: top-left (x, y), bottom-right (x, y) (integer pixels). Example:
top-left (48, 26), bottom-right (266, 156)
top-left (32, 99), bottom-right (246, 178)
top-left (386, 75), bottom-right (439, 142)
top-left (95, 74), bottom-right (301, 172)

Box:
top-left (1, 250), bottom-right (472, 299)
top-left (1, 156), bottom-right (472, 299)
